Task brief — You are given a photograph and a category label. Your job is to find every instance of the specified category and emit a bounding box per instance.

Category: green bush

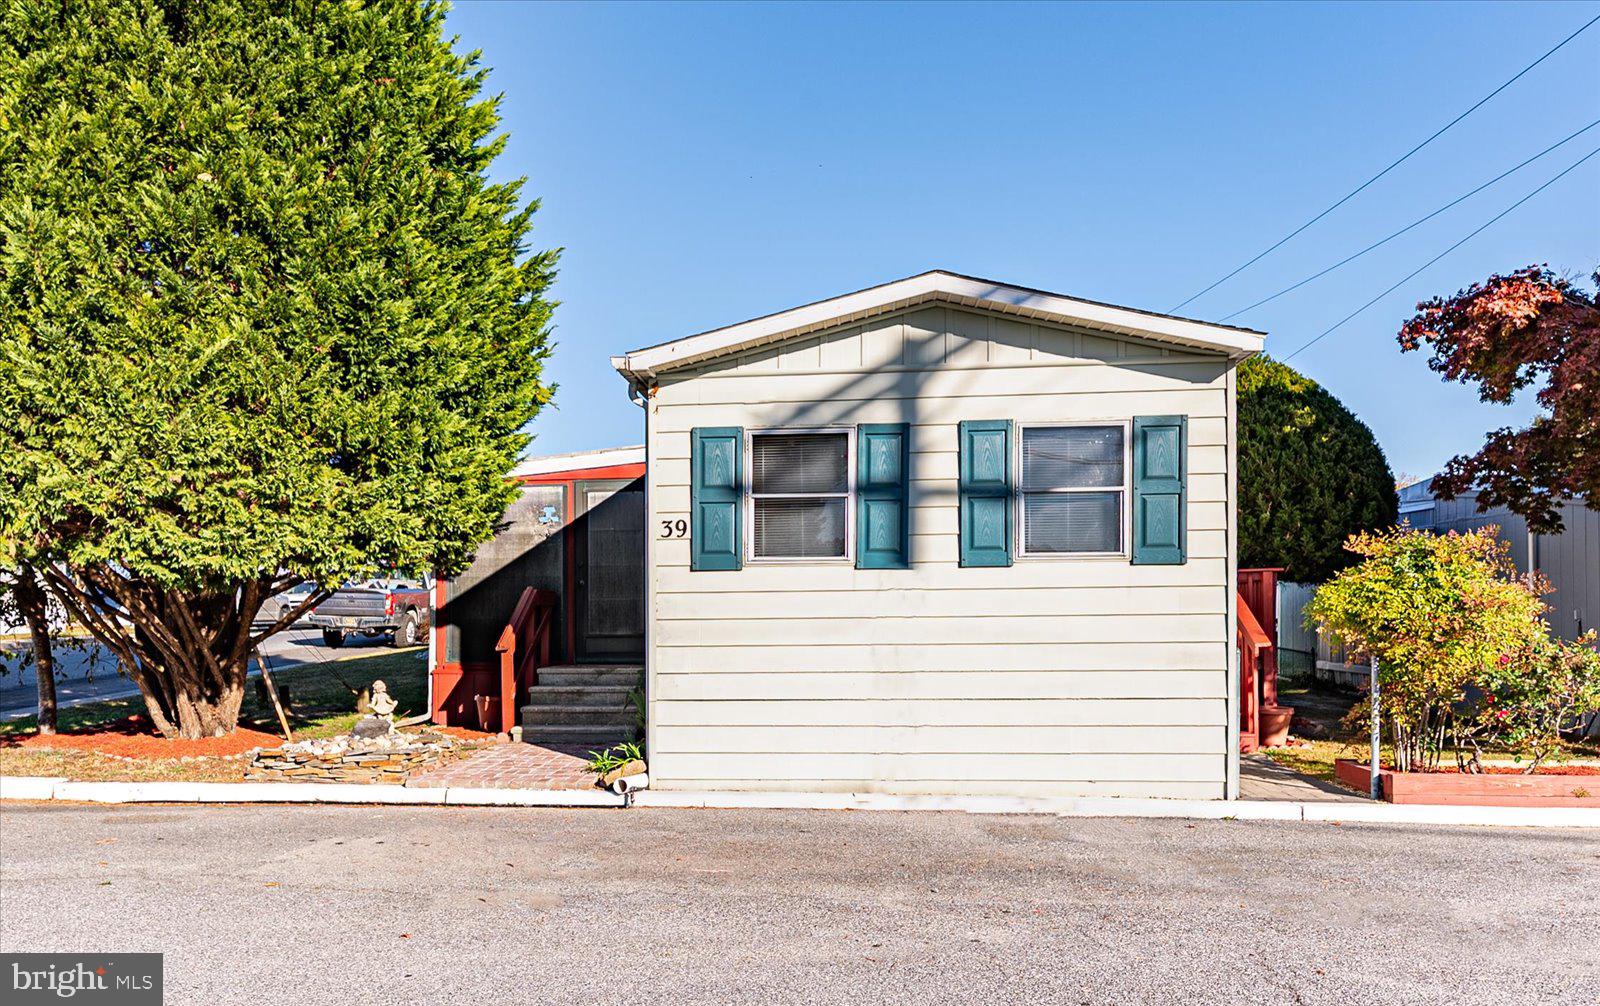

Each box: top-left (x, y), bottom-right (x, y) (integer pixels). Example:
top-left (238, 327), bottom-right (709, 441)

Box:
top-left (1239, 355), bottom-right (1398, 583)
top-left (1307, 526), bottom-right (1548, 771)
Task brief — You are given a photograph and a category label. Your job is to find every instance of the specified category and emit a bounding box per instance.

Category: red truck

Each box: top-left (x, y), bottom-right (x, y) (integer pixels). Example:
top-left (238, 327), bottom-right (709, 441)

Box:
top-left (305, 577), bottom-right (432, 648)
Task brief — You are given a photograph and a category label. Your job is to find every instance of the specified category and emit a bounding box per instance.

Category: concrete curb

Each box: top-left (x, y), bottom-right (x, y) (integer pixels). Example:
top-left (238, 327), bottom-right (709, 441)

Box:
top-left (632, 790), bottom-right (1305, 819)
top-left (442, 786), bottom-right (625, 807)
top-left (630, 789), bottom-right (1600, 827)
top-left (0, 776), bottom-right (65, 801)
top-left (1, 776), bottom-right (1595, 826)
top-left (0, 777), bottom-right (619, 808)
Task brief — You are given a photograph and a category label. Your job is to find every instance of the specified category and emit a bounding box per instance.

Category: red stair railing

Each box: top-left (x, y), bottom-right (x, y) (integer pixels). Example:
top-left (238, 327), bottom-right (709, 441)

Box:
top-left (1237, 589), bottom-right (1272, 754)
top-left (491, 588), bottom-right (558, 735)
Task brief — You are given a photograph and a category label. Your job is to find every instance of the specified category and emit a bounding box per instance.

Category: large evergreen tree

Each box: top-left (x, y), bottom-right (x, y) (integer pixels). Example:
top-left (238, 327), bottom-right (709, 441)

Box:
top-left (0, 0), bottom-right (555, 738)
top-left (1238, 355), bottom-right (1397, 583)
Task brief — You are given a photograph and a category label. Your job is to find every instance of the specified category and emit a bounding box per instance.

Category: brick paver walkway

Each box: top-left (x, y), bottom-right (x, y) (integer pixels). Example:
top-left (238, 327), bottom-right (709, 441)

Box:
top-left (406, 741), bottom-right (597, 791)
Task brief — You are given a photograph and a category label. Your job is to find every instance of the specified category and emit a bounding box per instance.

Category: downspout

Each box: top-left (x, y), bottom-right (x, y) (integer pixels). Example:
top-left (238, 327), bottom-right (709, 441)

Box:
top-left (627, 371), bottom-right (654, 805)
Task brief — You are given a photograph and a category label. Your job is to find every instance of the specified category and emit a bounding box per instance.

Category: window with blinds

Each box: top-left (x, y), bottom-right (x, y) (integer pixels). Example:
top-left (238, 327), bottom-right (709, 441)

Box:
top-left (1019, 424), bottom-right (1127, 555)
top-left (748, 431), bottom-right (852, 559)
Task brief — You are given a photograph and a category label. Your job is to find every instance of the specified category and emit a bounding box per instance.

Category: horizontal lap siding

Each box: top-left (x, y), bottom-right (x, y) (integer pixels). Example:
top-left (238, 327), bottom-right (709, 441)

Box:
top-left (655, 699), bottom-right (1226, 727)
top-left (655, 585), bottom-right (1226, 618)
top-left (646, 306), bottom-right (1234, 799)
top-left (651, 643), bottom-right (1229, 673)
top-left (653, 725), bottom-right (1224, 755)
top-left (652, 752), bottom-right (1223, 783)
top-left (653, 671), bottom-right (1228, 701)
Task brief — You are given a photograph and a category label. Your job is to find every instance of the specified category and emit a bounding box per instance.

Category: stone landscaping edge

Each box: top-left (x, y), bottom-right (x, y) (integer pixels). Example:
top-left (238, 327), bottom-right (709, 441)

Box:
top-left (4, 775), bottom-right (1600, 826)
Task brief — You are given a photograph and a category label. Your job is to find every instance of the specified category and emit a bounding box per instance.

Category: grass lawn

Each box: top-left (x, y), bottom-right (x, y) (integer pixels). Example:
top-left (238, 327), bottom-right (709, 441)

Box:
top-left (0, 646), bottom-right (434, 782)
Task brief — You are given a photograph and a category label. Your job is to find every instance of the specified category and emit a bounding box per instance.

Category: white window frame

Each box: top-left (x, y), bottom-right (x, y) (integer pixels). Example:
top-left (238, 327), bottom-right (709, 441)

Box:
top-left (1014, 420), bottom-right (1131, 560)
top-left (744, 426), bottom-right (856, 564)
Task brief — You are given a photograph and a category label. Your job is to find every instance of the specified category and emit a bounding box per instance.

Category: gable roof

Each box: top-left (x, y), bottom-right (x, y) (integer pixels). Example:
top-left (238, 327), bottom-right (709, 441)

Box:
top-left (612, 270), bottom-right (1266, 381)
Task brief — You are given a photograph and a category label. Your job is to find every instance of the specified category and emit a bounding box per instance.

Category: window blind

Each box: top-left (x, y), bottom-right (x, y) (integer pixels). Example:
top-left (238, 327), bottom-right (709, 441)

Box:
top-left (751, 433), bottom-right (848, 495)
top-left (1021, 425), bottom-right (1123, 490)
top-left (753, 498), bottom-right (847, 558)
top-left (1019, 424), bottom-right (1125, 555)
top-left (749, 431), bottom-right (850, 559)
top-left (1024, 492), bottom-right (1121, 553)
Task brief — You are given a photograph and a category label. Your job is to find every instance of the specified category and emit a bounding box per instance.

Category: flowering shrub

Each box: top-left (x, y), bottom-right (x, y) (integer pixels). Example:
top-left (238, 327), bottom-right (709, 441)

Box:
top-left (1305, 527), bottom-right (1546, 771)
top-left (1472, 633), bottom-right (1600, 772)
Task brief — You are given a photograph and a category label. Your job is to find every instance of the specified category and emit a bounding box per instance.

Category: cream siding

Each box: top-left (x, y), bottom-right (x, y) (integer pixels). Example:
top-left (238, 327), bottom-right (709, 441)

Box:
top-left (643, 304), bottom-right (1237, 799)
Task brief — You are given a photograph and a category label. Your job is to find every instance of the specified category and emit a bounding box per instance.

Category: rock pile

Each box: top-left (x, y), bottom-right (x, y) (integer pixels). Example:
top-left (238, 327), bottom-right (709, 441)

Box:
top-left (247, 729), bottom-right (462, 784)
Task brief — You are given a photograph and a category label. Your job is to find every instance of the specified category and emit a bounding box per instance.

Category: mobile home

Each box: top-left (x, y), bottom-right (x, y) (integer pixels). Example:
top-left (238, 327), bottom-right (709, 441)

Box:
top-left (610, 271), bottom-right (1264, 799)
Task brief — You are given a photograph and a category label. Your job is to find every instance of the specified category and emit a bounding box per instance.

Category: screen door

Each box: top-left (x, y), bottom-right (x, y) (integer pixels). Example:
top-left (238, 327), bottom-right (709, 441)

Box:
top-left (573, 478), bottom-right (645, 661)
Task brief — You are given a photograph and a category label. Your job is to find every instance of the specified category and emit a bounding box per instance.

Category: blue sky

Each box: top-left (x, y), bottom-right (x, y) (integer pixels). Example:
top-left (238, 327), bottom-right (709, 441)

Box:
top-left (446, 0), bottom-right (1600, 481)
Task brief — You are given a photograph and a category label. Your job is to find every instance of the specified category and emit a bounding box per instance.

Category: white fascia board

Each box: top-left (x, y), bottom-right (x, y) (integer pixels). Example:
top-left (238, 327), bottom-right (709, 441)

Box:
top-left (613, 271), bottom-right (1266, 379)
top-left (510, 445), bottom-right (646, 478)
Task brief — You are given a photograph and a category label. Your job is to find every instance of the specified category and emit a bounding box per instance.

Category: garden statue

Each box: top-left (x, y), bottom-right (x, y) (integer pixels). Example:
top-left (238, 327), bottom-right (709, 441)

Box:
top-left (351, 681), bottom-right (399, 739)
top-left (368, 680), bottom-right (398, 718)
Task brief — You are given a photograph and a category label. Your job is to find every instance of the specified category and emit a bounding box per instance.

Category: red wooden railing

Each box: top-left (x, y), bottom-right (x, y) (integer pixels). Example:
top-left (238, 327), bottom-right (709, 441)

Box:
top-left (1236, 589), bottom-right (1273, 754)
top-left (489, 587), bottom-right (558, 735)
top-left (1237, 568), bottom-right (1282, 709)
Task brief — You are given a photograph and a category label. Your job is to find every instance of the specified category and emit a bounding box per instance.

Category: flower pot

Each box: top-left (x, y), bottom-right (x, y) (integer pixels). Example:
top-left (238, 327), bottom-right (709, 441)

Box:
top-left (473, 694), bottom-right (501, 733)
top-left (1259, 705), bottom-right (1294, 748)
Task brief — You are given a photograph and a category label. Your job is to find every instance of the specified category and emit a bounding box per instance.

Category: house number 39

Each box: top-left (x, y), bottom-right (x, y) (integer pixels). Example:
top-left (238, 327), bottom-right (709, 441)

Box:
top-left (660, 519), bottom-right (689, 539)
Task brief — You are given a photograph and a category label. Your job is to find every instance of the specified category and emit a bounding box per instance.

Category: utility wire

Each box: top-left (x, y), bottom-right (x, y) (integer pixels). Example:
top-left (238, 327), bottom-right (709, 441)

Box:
top-left (1218, 117), bottom-right (1600, 322)
top-left (1280, 143), bottom-right (1600, 362)
top-left (1169, 12), bottom-right (1600, 313)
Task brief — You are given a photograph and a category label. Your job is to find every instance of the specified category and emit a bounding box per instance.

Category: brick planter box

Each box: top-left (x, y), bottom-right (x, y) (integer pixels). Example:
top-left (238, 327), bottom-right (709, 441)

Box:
top-left (1335, 758), bottom-right (1600, 807)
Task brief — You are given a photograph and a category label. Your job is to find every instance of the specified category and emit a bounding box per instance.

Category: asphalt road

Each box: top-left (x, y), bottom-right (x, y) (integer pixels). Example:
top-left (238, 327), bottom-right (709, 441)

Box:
top-left (0, 627), bottom-right (404, 720)
top-left (1, 805), bottom-right (1595, 1005)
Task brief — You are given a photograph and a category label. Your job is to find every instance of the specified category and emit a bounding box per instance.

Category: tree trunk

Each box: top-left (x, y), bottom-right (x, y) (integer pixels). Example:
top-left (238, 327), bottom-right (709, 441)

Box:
top-left (13, 567), bottom-right (57, 735)
top-left (42, 565), bottom-right (275, 740)
top-left (127, 626), bottom-right (252, 739)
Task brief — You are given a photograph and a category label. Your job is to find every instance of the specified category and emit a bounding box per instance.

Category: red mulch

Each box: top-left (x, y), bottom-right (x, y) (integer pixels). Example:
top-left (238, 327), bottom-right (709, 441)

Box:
top-left (434, 725), bottom-right (496, 742)
top-left (6, 716), bottom-right (282, 759)
top-left (1470, 765), bottom-right (1599, 776)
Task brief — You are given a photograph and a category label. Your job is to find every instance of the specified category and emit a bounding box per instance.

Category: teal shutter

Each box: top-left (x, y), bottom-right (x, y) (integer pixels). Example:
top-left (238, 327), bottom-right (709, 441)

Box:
top-left (856, 424), bottom-right (909, 569)
top-left (1131, 415), bottom-right (1187, 565)
top-left (690, 427), bottom-right (743, 571)
top-left (958, 420), bottom-right (1013, 567)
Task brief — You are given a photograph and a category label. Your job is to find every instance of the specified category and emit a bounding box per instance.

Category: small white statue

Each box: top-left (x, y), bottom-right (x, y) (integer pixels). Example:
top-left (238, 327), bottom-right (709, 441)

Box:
top-left (368, 680), bottom-right (398, 718)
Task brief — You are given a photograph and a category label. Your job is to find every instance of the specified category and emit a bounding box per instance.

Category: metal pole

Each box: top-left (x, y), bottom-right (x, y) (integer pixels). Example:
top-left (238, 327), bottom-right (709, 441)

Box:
top-left (1369, 654), bottom-right (1381, 800)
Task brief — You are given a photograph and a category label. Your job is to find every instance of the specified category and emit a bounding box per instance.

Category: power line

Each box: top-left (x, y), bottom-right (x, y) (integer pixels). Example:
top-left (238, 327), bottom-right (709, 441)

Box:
top-left (1169, 12), bottom-right (1600, 313)
top-left (1218, 116), bottom-right (1600, 322)
top-left (1280, 143), bottom-right (1600, 363)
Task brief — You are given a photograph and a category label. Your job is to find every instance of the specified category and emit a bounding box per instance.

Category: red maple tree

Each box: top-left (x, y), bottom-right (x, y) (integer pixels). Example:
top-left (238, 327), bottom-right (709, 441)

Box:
top-left (1399, 266), bottom-right (1599, 533)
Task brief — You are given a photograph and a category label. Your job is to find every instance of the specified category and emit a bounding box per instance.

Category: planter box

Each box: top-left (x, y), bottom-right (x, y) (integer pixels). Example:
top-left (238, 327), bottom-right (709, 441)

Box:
top-left (1335, 759), bottom-right (1600, 807)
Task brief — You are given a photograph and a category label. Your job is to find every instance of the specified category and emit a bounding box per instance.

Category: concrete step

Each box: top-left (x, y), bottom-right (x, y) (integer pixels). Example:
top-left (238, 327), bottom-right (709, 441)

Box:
top-left (526, 684), bottom-right (633, 707)
top-left (537, 665), bottom-right (643, 688)
top-left (521, 704), bottom-right (635, 727)
top-left (522, 724), bottom-right (636, 747)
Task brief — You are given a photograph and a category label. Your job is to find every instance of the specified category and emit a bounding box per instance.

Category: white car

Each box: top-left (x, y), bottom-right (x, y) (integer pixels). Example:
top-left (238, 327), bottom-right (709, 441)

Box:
top-left (254, 582), bottom-right (319, 628)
